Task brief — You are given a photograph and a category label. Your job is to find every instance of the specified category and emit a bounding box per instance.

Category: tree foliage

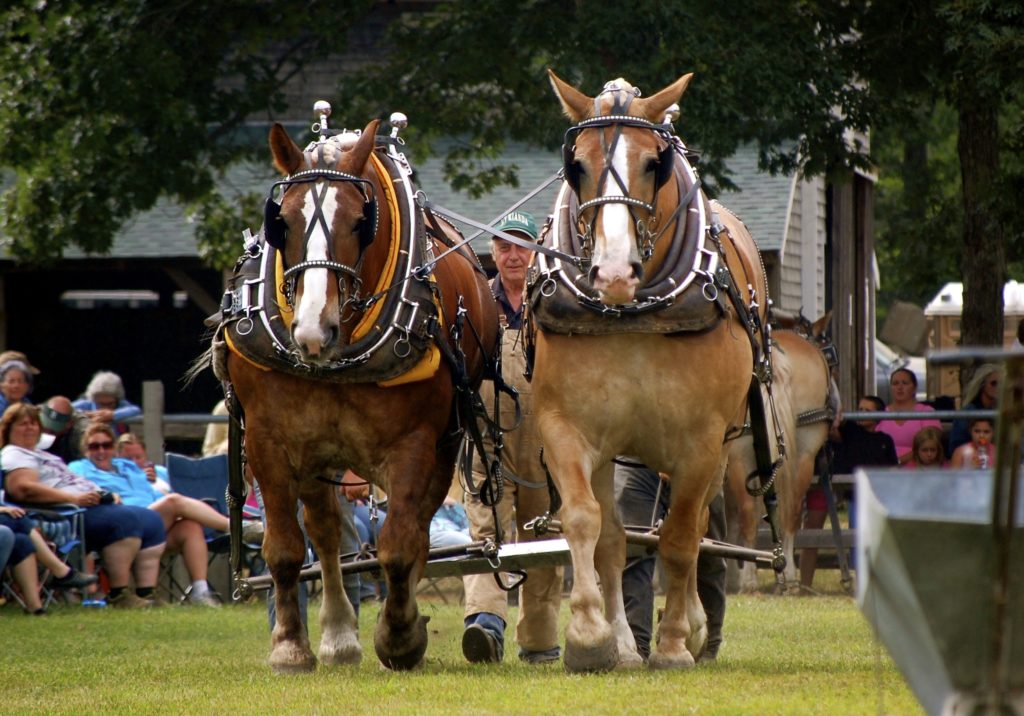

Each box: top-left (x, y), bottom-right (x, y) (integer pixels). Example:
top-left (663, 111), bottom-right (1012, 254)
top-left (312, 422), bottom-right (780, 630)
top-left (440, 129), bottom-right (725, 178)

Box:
top-left (0, 0), bottom-right (372, 264)
top-left (337, 0), bottom-right (871, 197)
top-left (857, 0), bottom-right (1024, 345)
top-left (2, 0), bottom-right (1023, 345)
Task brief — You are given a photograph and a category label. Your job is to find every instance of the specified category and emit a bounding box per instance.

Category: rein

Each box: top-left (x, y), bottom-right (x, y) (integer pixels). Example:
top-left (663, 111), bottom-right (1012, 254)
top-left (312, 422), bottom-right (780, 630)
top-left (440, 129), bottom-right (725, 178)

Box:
top-left (416, 192), bottom-right (583, 268)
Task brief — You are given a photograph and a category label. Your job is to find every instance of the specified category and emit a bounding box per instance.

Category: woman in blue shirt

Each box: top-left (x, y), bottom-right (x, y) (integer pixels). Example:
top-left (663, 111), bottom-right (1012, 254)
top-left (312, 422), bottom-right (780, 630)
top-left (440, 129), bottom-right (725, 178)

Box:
top-left (69, 423), bottom-right (229, 606)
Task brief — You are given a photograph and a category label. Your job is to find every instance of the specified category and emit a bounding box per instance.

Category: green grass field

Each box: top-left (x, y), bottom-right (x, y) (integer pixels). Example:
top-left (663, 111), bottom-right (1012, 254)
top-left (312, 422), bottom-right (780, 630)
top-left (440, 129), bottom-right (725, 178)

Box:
top-left (1, 578), bottom-right (923, 716)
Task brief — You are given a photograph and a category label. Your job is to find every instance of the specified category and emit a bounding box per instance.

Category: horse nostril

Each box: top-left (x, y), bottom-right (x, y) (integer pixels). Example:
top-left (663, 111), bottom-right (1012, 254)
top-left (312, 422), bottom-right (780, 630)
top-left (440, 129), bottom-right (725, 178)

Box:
top-left (630, 262), bottom-right (644, 282)
top-left (324, 325), bottom-right (339, 349)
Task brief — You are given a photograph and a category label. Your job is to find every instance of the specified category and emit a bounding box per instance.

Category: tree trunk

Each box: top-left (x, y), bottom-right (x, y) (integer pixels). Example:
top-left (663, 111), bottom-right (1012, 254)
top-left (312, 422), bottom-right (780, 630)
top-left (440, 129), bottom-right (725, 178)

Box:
top-left (957, 103), bottom-right (1004, 350)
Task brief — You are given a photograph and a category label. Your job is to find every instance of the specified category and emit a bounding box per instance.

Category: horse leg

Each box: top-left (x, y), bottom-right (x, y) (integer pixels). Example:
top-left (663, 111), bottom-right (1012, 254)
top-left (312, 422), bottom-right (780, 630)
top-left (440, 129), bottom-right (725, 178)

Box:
top-left (726, 441), bottom-right (761, 593)
top-left (739, 496), bottom-right (761, 593)
top-left (590, 462), bottom-right (643, 669)
top-left (648, 466), bottom-right (719, 670)
top-left (300, 481), bottom-right (361, 666)
top-left (540, 427), bottom-right (616, 673)
top-left (785, 450), bottom-right (819, 592)
top-left (723, 461), bottom-right (743, 594)
top-left (258, 473), bottom-right (317, 673)
top-left (372, 438), bottom-right (446, 670)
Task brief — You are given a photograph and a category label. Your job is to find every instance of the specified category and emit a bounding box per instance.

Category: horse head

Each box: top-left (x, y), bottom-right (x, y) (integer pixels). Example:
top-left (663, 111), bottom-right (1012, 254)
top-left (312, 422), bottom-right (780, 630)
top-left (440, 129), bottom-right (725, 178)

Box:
top-left (549, 70), bottom-right (693, 305)
top-left (267, 119), bottom-right (384, 362)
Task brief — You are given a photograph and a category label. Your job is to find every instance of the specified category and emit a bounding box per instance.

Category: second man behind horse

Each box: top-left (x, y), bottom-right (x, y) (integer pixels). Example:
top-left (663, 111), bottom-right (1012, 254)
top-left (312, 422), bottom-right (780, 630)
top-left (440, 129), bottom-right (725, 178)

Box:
top-left (461, 211), bottom-right (564, 665)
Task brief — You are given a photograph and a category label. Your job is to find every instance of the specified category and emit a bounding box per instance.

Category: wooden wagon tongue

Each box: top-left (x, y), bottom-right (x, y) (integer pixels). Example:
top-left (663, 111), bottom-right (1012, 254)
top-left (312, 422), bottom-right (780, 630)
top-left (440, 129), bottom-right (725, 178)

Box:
top-left (857, 348), bottom-right (1024, 716)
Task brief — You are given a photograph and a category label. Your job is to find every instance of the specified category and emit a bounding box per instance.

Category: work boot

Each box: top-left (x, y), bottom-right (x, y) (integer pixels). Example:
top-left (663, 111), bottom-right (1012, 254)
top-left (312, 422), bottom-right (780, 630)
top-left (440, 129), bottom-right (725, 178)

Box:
top-left (108, 590), bottom-right (152, 609)
top-left (462, 612), bottom-right (505, 663)
top-left (700, 635), bottom-right (723, 662)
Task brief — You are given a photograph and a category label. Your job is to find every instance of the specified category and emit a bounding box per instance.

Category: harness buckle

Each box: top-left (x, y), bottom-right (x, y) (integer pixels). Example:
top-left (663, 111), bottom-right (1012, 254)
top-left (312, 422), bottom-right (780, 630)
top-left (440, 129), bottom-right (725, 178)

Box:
top-left (522, 513), bottom-right (553, 537)
top-left (481, 538), bottom-right (501, 570)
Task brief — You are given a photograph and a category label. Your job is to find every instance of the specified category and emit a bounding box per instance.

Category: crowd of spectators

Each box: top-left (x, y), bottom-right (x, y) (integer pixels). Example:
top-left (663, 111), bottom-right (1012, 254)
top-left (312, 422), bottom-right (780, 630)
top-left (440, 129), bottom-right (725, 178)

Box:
top-left (0, 341), bottom-right (1010, 641)
top-left (0, 352), bottom-right (223, 613)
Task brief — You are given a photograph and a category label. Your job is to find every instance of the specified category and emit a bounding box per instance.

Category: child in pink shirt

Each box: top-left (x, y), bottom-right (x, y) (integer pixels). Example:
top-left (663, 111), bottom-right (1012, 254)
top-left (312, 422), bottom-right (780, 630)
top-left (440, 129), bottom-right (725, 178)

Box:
top-left (950, 418), bottom-right (995, 470)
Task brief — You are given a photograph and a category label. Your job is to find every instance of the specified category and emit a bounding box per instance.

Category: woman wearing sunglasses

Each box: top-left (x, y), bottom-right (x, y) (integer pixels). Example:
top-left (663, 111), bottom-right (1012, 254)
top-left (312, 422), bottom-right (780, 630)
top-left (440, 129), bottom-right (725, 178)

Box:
top-left (1, 403), bottom-right (165, 609)
top-left (948, 363), bottom-right (1001, 454)
top-left (68, 423), bottom-right (228, 607)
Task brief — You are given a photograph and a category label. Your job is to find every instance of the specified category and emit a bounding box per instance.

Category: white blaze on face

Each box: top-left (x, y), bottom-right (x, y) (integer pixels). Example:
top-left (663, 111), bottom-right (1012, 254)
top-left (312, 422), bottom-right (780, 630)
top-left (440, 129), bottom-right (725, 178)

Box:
top-left (592, 133), bottom-right (638, 298)
top-left (292, 182), bottom-right (338, 348)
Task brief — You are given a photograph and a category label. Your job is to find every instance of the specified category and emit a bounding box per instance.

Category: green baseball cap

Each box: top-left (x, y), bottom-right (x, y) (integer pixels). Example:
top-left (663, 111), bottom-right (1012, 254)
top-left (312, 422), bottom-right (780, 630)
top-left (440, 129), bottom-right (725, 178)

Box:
top-left (494, 211), bottom-right (538, 241)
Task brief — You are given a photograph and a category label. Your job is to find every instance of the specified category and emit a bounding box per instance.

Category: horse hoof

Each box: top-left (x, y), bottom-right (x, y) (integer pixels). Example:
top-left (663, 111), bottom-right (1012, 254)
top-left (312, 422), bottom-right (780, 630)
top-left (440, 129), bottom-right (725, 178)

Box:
top-left (615, 651), bottom-right (645, 670)
top-left (686, 623), bottom-right (708, 659)
top-left (564, 635), bottom-right (619, 673)
top-left (648, 650), bottom-right (696, 671)
top-left (268, 644), bottom-right (317, 674)
top-left (374, 614), bottom-right (429, 671)
top-left (319, 638), bottom-right (363, 666)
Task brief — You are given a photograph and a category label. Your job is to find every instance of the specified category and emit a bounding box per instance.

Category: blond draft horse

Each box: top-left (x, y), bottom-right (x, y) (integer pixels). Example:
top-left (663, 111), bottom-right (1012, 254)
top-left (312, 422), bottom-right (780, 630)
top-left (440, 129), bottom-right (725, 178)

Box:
top-left (724, 316), bottom-right (841, 594)
top-left (533, 71), bottom-right (769, 671)
top-left (228, 121), bottom-right (497, 671)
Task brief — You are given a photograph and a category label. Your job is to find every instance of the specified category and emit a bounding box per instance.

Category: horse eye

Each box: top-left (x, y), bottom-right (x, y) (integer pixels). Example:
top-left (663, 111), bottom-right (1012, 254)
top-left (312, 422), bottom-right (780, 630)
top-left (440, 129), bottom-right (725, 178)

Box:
top-left (645, 157), bottom-right (659, 173)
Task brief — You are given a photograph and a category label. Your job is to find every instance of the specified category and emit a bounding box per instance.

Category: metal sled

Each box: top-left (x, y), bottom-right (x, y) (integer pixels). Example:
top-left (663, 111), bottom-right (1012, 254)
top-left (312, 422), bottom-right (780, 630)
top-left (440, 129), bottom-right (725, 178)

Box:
top-left (857, 348), bottom-right (1024, 716)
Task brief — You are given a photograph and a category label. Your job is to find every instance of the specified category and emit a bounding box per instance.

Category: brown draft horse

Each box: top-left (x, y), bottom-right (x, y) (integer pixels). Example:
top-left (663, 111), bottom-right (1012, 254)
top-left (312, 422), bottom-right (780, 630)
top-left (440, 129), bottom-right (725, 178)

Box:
top-left (226, 120), bottom-right (497, 671)
top-left (724, 316), bottom-right (841, 593)
top-left (532, 71), bottom-right (770, 671)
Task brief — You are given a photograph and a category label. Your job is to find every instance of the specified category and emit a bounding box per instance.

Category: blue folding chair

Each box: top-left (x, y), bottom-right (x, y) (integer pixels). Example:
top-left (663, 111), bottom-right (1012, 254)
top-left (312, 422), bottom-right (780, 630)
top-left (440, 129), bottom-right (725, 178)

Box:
top-left (165, 453), bottom-right (261, 601)
top-left (1, 469), bottom-right (88, 607)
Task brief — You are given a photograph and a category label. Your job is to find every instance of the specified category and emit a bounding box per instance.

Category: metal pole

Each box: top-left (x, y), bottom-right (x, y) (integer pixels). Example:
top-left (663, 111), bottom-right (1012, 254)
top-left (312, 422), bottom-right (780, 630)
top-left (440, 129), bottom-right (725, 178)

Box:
top-left (988, 352), bottom-right (1023, 711)
top-left (237, 529), bottom-right (775, 597)
top-left (141, 381), bottom-right (165, 463)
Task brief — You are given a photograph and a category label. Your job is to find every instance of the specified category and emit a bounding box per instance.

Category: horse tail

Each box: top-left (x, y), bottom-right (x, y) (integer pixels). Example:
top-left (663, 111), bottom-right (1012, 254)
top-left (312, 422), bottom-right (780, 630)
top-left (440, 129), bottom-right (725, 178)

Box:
top-left (182, 343), bottom-right (215, 388)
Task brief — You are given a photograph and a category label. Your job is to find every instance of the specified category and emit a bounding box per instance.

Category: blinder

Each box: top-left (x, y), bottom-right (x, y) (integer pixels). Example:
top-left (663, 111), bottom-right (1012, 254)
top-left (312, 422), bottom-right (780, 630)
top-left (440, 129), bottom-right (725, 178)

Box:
top-left (562, 142), bottom-right (582, 194)
top-left (655, 142), bottom-right (675, 189)
top-left (264, 196), bottom-right (286, 250)
top-left (358, 197), bottom-right (378, 252)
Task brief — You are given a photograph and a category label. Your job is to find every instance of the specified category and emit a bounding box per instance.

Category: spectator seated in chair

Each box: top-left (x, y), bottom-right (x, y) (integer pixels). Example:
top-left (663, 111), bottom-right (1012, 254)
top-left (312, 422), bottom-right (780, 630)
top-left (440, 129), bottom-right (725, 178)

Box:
top-left (1, 404), bottom-right (166, 609)
top-left (116, 433), bottom-right (171, 495)
top-left (39, 396), bottom-right (89, 465)
top-left (68, 423), bottom-right (228, 607)
top-left (0, 504), bottom-right (97, 612)
top-left (0, 353), bottom-right (37, 415)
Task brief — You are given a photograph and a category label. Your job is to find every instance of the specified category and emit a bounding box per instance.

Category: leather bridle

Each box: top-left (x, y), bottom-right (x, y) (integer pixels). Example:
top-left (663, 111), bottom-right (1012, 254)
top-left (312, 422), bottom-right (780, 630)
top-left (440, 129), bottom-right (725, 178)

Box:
top-left (263, 167), bottom-right (379, 307)
top-left (561, 84), bottom-right (677, 261)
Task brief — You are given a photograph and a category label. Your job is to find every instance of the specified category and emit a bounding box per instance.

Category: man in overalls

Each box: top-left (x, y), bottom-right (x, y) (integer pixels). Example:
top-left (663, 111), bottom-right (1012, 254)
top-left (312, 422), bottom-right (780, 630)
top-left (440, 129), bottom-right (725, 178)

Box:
top-left (462, 211), bottom-right (563, 665)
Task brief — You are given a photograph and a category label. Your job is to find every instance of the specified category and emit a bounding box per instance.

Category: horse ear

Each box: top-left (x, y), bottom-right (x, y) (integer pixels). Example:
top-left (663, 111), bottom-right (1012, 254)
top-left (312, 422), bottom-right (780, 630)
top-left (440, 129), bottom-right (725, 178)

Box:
top-left (548, 68), bottom-right (592, 122)
top-left (638, 73), bottom-right (694, 124)
top-left (811, 311), bottom-right (833, 339)
top-left (269, 123), bottom-right (304, 176)
top-left (338, 119), bottom-right (381, 174)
